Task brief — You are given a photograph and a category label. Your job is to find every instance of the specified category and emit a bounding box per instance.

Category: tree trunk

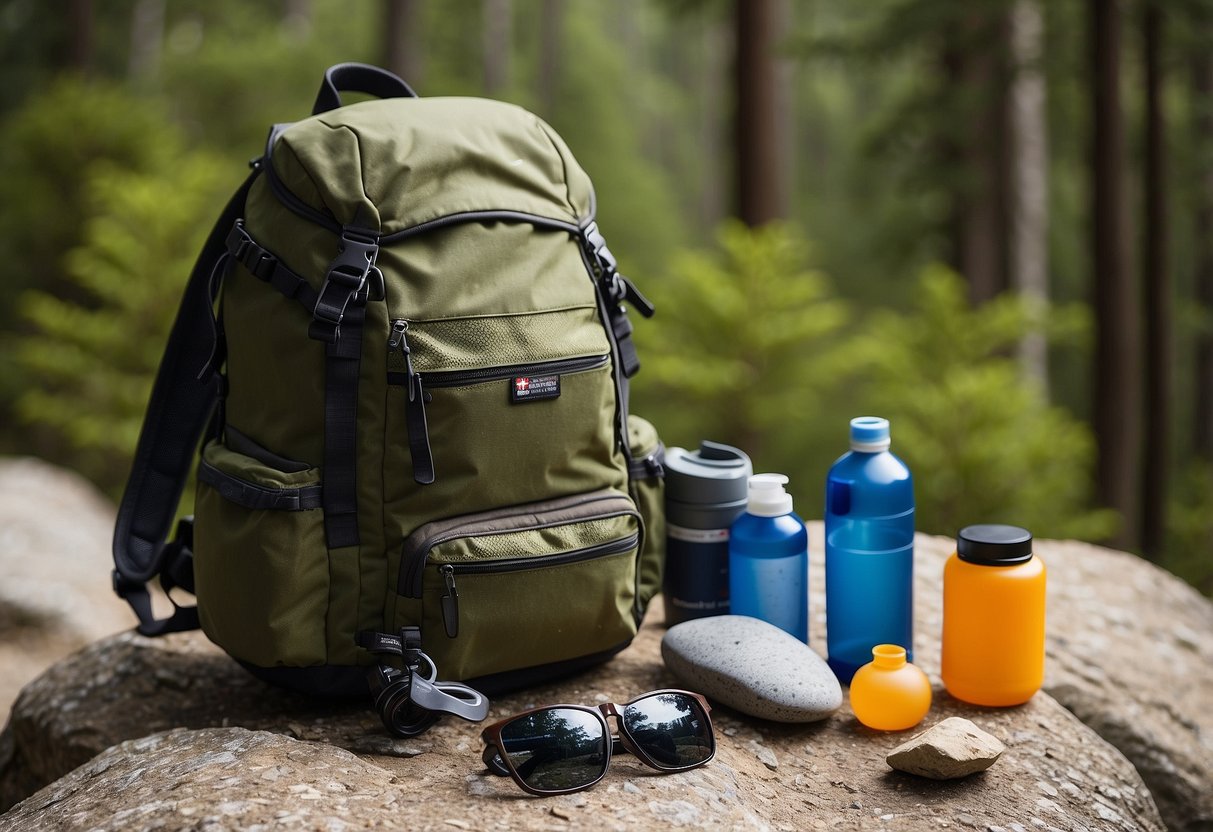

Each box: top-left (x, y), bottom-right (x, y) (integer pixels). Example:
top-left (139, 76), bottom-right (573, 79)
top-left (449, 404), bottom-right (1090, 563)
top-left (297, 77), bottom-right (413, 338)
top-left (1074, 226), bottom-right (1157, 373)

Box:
top-left (482, 0), bottom-right (512, 95)
top-left (1140, 0), bottom-right (1169, 561)
top-left (67, 0), bottom-right (94, 74)
top-left (128, 0), bottom-right (165, 83)
top-left (383, 0), bottom-right (423, 88)
top-left (1009, 0), bottom-right (1050, 391)
top-left (1194, 45), bottom-right (1213, 462)
top-left (1091, 0), bottom-right (1141, 550)
top-left (943, 11), bottom-right (1011, 305)
top-left (734, 0), bottom-right (784, 227)
top-left (698, 16), bottom-right (728, 231)
top-left (537, 0), bottom-right (564, 117)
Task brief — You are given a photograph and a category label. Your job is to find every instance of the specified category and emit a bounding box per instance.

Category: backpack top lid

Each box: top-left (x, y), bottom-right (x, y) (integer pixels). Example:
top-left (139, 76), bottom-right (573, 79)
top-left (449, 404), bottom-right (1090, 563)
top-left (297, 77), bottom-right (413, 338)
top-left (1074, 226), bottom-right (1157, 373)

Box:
top-left (268, 97), bottom-right (596, 236)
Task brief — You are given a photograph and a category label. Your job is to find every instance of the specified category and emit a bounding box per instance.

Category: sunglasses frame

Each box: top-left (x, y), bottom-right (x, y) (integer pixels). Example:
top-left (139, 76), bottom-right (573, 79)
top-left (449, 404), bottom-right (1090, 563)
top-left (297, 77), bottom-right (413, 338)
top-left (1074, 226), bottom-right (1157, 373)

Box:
top-left (480, 689), bottom-right (716, 796)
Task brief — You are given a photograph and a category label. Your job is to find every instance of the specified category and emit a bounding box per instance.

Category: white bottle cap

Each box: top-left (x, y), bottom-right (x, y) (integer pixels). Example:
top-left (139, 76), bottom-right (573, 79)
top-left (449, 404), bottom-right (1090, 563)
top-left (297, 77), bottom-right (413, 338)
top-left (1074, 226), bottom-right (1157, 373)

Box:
top-left (747, 473), bottom-right (793, 517)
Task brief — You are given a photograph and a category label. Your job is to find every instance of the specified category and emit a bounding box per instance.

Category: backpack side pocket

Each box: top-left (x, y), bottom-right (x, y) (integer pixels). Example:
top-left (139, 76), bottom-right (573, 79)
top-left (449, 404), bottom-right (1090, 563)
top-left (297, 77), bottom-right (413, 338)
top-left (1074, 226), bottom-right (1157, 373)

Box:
top-left (627, 415), bottom-right (665, 622)
top-left (193, 437), bottom-right (328, 668)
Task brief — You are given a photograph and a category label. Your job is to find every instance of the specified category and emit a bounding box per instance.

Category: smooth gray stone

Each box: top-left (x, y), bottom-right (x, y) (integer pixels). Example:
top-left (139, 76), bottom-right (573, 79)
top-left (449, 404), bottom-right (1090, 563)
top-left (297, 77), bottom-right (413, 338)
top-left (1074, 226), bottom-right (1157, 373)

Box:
top-left (661, 615), bottom-right (842, 723)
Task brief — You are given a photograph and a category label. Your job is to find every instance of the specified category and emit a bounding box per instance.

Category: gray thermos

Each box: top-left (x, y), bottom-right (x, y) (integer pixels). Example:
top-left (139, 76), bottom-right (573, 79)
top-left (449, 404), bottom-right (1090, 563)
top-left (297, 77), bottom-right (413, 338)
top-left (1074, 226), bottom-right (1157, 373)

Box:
top-left (662, 441), bottom-right (753, 626)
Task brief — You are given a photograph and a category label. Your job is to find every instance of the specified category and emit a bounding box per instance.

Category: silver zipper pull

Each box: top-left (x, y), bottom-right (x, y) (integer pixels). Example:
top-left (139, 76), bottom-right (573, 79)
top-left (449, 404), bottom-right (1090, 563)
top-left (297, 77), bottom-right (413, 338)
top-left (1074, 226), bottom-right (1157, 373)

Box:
top-left (388, 319), bottom-right (407, 350)
top-left (388, 319), bottom-right (416, 385)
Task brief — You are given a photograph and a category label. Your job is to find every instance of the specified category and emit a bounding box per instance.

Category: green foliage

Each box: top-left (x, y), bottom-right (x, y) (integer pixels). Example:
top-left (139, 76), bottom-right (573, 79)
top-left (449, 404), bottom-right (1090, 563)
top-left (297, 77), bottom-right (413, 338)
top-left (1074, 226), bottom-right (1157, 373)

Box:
top-left (851, 266), bottom-right (1116, 539)
top-left (636, 226), bottom-right (1113, 538)
top-left (633, 221), bottom-right (857, 480)
top-left (156, 2), bottom-right (377, 155)
top-left (1166, 463), bottom-right (1213, 596)
top-left (10, 152), bottom-right (233, 493)
top-left (0, 77), bottom-right (181, 324)
top-left (537, 1), bottom-right (690, 280)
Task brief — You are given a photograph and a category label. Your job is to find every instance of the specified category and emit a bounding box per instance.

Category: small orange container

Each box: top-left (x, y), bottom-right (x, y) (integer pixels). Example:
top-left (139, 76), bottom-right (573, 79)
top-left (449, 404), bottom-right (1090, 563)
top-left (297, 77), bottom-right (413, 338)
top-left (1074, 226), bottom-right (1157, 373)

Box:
top-left (941, 525), bottom-right (1046, 707)
top-left (849, 644), bottom-right (932, 731)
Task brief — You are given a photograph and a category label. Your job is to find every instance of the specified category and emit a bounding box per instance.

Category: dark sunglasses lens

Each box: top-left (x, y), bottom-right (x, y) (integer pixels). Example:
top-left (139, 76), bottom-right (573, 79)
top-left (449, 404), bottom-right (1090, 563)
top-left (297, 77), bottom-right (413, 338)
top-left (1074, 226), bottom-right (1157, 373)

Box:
top-left (623, 693), bottom-right (714, 769)
top-left (499, 708), bottom-right (607, 792)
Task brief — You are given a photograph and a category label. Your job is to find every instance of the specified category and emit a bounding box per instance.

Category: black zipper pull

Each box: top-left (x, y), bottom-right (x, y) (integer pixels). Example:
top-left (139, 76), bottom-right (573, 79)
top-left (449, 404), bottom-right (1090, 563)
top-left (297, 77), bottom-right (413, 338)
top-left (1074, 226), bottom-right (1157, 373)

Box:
top-left (390, 320), bottom-right (435, 485)
top-left (407, 372), bottom-right (435, 485)
top-left (440, 565), bottom-right (459, 638)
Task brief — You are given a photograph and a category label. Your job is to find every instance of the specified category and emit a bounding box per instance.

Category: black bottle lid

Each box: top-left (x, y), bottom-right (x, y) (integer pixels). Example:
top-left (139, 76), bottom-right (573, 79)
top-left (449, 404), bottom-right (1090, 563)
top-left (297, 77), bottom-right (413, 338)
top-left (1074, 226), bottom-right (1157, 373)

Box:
top-left (957, 524), bottom-right (1034, 566)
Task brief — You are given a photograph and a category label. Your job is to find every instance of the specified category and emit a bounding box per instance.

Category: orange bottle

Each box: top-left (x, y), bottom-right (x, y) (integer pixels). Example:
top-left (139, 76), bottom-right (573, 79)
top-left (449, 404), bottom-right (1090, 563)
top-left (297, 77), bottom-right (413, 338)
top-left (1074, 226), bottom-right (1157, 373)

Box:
top-left (849, 644), bottom-right (932, 731)
top-left (941, 525), bottom-right (1046, 706)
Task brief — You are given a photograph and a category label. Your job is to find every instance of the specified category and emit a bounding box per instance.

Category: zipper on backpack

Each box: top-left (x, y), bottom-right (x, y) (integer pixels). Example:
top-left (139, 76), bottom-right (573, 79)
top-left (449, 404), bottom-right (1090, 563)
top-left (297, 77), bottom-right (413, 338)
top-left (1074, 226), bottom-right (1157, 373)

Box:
top-left (388, 319), bottom-right (435, 485)
top-left (400, 491), bottom-right (636, 597)
top-left (416, 354), bottom-right (609, 388)
top-left (434, 533), bottom-right (640, 639)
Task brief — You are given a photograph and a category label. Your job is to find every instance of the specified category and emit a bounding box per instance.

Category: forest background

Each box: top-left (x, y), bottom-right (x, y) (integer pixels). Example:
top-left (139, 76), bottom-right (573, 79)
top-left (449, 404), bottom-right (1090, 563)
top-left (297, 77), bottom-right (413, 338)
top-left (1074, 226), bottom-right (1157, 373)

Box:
top-left (0, 0), bottom-right (1209, 594)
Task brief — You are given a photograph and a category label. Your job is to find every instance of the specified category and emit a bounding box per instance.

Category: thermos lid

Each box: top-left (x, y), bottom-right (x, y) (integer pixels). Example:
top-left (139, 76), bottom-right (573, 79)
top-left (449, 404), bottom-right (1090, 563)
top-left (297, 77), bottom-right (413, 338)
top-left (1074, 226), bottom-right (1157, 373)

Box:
top-left (957, 524), bottom-right (1033, 565)
top-left (665, 441), bottom-right (752, 508)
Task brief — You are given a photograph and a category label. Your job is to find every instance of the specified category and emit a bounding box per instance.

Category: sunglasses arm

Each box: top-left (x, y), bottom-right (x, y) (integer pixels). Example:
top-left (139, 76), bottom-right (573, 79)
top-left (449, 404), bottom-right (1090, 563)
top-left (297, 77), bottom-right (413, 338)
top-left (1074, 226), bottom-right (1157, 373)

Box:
top-left (482, 744), bottom-right (511, 776)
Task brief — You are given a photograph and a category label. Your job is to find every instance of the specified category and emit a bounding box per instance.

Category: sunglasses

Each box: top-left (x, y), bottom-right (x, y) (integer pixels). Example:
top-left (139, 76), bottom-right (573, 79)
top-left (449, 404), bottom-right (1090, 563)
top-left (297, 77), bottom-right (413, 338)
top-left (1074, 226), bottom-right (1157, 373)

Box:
top-left (480, 689), bottom-right (716, 795)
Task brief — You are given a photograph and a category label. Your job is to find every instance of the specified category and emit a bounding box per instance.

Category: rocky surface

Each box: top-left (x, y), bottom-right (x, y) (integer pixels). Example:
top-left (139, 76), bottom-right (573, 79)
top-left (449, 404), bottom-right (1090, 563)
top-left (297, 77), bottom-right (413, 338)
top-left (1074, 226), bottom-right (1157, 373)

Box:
top-left (0, 728), bottom-right (406, 832)
top-left (886, 717), bottom-right (1006, 780)
top-left (1, 620), bottom-right (1166, 830)
top-left (0, 488), bottom-right (1208, 829)
top-left (0, 458), bottom-right (133, 716)
top-left (661, 614), bottom-right (842, 722)
top-left (904, 532), bottom-right (1213, 832)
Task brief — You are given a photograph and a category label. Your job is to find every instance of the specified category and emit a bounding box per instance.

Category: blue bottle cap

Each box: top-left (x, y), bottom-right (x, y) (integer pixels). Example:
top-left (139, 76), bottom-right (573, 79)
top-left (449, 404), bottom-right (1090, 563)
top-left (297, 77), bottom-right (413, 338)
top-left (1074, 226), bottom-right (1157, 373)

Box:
top-left (850, 417), bottom-right (890, 452)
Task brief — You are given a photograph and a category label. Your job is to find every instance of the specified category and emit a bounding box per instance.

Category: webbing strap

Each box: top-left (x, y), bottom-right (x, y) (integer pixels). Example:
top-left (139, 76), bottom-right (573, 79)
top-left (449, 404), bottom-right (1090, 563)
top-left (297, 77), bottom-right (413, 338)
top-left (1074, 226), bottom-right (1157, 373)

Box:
top-left (323, 301), bottom-right (366, 548)
top-left (225, 220), bottom-right (319, 312)
top-left (111, 171), bottom-right (259, 635)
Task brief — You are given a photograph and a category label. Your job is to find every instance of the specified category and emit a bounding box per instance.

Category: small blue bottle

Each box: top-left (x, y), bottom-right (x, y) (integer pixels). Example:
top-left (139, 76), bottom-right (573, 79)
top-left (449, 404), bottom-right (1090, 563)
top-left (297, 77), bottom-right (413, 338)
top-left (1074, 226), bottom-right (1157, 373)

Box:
top-left (729, 474), bottom-right (809, 642)
top-left (825, 417), bottom-right (914, 683)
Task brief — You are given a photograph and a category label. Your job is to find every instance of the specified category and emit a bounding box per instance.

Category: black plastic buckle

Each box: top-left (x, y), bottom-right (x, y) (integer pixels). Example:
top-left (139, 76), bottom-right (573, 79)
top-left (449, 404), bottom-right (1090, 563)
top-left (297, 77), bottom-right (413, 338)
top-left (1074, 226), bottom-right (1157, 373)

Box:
top-left (328, 230), bottom-right (379, 288)
top-left (225, 222), bottom-right (250, 260)
top-left (309, 228), bottom-right (380, 342)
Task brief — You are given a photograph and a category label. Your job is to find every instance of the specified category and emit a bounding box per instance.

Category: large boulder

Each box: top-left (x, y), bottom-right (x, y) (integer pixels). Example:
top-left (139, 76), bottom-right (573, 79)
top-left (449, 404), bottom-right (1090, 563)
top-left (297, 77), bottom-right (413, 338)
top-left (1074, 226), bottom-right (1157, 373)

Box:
top-left (903, 533), bottom-right (1213, 832)
top-left (0, 502), bottom-right (1208, 829)
top-left (0, 458), bottom-right (132, 716)
top-left (1, 609), bottom-right (1167, 829)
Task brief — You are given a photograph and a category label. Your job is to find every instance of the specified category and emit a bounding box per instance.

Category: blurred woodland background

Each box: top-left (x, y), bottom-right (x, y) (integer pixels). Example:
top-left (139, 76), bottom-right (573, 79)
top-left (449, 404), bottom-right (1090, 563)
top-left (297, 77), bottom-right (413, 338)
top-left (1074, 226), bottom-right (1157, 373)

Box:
top-left (0, 0), bottom-right (1209, 593)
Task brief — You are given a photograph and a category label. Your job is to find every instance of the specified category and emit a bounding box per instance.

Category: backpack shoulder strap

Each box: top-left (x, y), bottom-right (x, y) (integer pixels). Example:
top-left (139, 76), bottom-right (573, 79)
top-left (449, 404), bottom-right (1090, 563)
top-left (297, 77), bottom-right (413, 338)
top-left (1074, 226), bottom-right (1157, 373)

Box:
top-left (111, 171), bottom-right (258, 636)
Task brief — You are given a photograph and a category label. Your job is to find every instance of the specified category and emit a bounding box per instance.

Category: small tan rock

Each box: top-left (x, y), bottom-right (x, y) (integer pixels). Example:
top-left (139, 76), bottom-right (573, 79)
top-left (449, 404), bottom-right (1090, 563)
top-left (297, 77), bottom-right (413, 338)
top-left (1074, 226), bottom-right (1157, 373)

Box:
top-left (886, 717), bottom-right (1006, 780)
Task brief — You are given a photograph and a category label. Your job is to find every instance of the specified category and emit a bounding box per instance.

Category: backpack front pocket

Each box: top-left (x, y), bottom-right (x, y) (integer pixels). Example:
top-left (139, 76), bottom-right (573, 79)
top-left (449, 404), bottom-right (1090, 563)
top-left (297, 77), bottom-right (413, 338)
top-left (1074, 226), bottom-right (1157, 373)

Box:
top-left (393, 490), bottom-right (641, 681)
top-left (383, 314), bottom-right (627, 532)
top-left (193, 436), bottom-right (329, 668)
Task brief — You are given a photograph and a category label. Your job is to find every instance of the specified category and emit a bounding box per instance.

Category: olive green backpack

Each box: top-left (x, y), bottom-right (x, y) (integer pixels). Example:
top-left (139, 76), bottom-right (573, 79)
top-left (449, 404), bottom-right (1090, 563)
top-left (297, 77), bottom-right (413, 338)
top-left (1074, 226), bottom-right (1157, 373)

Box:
top-left (111, 64), bottom-right (665, 735)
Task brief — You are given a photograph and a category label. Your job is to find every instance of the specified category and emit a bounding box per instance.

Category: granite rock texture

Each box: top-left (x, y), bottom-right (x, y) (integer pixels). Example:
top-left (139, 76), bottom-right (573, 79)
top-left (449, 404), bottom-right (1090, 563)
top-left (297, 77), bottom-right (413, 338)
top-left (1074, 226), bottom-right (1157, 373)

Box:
top-left (886, 717), bottom-right (1006, 780)
top-left (0, 458), bottom-right (133, 716)
top-left (904, 532), bottom-right (1213, 832)
top-left (0, 458), bottom-right (1208, 830)
top-left (1, 622), bottom-right (1167, 831)
top-left (661, 615), bottom-right (842, 722)
top-left (0, 728), bottom-right (406, 832)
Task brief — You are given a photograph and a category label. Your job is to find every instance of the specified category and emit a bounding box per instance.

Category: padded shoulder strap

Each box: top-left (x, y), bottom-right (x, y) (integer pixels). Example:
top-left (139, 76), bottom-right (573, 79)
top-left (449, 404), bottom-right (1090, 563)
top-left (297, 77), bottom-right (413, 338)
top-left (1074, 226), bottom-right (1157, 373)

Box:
top-left (111, 171), bottom-right (258, 636)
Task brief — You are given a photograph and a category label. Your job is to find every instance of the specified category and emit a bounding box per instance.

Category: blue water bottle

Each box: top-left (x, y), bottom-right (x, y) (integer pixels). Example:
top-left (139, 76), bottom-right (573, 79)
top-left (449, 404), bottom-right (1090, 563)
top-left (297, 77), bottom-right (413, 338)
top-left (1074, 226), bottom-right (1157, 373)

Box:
top-left (825, 417), bottom-right (914, 683)
top-left (729, 474), bottom-right (809, 642)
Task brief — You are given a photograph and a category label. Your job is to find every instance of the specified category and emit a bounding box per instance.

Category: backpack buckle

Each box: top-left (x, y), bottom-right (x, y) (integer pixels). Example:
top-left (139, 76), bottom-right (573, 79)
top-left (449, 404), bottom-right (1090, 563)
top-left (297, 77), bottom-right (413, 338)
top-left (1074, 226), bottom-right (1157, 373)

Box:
top-left (310, 228), bottom-right (381, 342)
